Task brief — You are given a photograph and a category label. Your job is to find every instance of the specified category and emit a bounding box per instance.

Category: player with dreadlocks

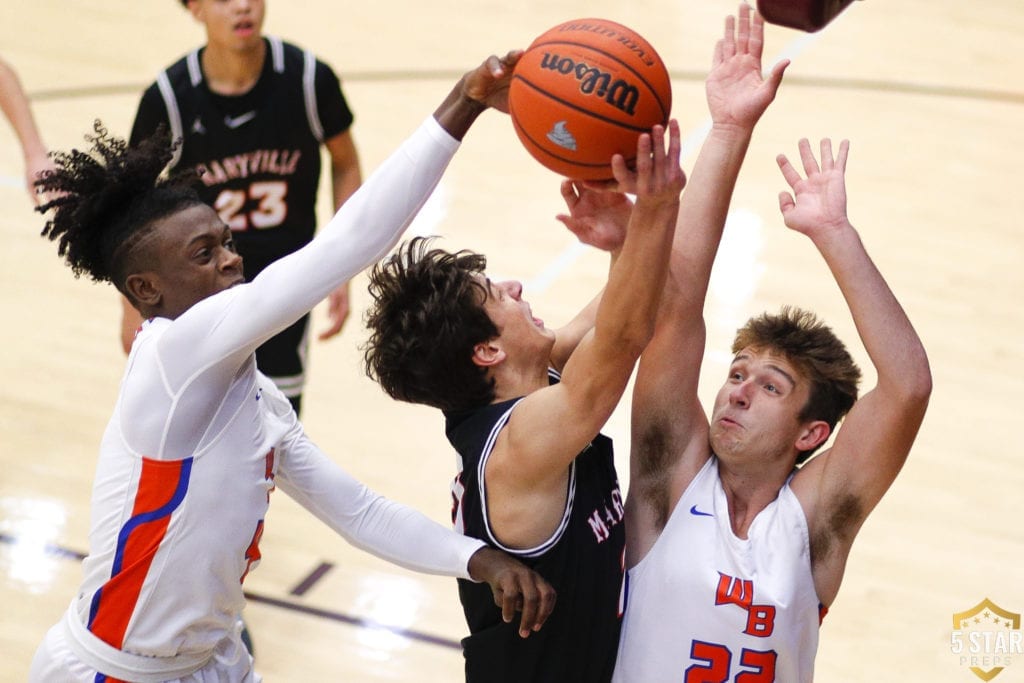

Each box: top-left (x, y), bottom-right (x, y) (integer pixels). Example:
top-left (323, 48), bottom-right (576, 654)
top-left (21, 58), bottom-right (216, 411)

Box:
top-left (28, 51), bottom-right (556, 683)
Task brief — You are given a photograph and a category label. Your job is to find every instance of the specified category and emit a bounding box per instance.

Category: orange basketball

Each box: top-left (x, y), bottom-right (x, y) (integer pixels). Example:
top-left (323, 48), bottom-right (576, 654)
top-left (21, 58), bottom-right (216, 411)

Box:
top-left (509, 18), bottom-right (672, 180)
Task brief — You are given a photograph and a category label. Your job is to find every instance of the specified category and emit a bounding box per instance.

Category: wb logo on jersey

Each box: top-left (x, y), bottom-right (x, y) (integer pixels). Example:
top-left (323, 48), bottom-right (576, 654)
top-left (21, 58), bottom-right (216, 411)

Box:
top-left (716, 572), bottom-right (777, 637)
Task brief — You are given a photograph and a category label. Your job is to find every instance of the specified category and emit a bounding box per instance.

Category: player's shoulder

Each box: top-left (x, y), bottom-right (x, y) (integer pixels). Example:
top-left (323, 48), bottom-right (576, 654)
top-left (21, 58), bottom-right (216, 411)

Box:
top-left (151, 48), bottom-right (201, 92)
top-left (267, 36), bottom-right (338, 77)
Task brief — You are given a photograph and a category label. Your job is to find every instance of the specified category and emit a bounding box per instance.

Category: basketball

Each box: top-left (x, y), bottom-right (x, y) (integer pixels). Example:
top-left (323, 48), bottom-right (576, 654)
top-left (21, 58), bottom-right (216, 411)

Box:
top-left (508, 18), bottom-right (672, 180)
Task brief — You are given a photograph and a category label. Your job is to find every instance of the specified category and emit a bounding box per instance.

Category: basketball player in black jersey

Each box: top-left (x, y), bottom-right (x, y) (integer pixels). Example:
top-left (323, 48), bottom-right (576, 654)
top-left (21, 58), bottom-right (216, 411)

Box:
top-left (121, 0), bottom-right (362, 416)
top-left (363, 124), bottom-right (685, 681)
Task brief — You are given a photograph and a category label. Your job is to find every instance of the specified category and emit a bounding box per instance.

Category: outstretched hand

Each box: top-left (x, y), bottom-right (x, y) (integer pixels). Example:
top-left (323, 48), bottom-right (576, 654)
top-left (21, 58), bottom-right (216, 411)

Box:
top-left (467, 546), bottom-right (557, 638)
top-left (461, 50), bottom-right (524, 114)
top-left (26, 151), bottom-right (56, 207)
top-left (556, 180), bottom-right (633, 252)
top-left (435, 50), bottom-right (523, 140)
top-left (777, 138), bottom-right (852, 236)
top-left (706, 3), bottom-right (789, 130)
top-left (603, 119), bottom-right (686, 204)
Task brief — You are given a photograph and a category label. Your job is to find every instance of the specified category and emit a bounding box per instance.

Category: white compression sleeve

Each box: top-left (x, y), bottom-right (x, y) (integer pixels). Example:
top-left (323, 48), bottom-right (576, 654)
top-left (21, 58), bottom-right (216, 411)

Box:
top-left (275, 425), bottom-right (485, 580)
top-left (156, 117), bottom-right (460, 389)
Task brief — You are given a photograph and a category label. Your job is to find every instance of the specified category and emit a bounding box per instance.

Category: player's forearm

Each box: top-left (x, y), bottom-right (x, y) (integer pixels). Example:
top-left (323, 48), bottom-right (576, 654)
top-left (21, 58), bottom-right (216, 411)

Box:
top-left (224, 117), bottom-right (457, 343)
top-left (330, 161), bottom-right (362, 212)
top-left (161, 117), bottom-right (460, 370)
top-left (596, 200), bottom-right (679, 355)
top-left (432, 75), bottom-right (488, 141)
top-left (277, 452), bottom-right (484, 580)
top-left (813, 225), bottom-right (931, 398)
top-left (671, 125), bottom-right (752, 297)
top-left (340, 496), bottom-right (485, 579)
top-left (0, 68), bottom-right (46, 158)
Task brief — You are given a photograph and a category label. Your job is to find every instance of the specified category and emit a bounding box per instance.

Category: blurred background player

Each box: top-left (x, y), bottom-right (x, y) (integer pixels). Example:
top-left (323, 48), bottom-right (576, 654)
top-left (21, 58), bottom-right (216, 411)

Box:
top-left (0, 56), bottom-right (55, 206)
top-left (120, 0), bottom-right (362, 416)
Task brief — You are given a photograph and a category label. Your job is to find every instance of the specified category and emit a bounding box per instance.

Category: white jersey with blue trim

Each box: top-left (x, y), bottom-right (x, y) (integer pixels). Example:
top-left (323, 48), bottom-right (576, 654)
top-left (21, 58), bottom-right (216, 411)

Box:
top-left (58, 117), bottom-right (485, 680)
top-left (613, 456), bottom-right (822, 683)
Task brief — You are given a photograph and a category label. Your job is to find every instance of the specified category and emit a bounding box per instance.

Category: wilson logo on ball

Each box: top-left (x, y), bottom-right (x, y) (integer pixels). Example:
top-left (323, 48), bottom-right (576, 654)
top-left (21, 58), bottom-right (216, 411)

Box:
top-left (509, 17), bottom-right (672, 180)
top-left (538, 53), bottom-right (641, 116)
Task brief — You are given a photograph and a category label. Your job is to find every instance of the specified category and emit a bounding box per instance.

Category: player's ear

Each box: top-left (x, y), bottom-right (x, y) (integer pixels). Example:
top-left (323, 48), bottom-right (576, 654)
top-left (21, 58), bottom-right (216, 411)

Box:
top-left (125, 273), bottom-right (162, 310)
top-left (471, 340), bottom-right (506, 368)
top-left (795, 421), bottom-right (830, 453)
top-left (185, 0), bottom-right (205, 23)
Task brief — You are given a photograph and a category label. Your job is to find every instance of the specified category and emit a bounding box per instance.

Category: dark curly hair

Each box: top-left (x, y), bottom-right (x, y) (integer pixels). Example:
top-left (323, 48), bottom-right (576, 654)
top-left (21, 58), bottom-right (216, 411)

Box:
top-left (732, 305), bottom-right (862, 463)
top-left (363, 237), bottom-right (499, 413)
top-left (35, 120), bottom-right (202, 302)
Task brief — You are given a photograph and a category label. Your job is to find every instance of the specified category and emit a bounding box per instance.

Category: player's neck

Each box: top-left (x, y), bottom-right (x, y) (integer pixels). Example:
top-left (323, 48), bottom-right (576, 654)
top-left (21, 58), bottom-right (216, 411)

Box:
top-left (716, 458), bottom-right (791, 539)
top-left (201, 38), bottom-right (266, 96)
top-left (489, 362), bottom-right (550, 404)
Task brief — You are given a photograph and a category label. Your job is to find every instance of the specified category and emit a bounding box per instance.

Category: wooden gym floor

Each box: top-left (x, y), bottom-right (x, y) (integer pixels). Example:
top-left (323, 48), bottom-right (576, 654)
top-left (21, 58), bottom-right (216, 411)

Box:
top-left (1, 0), bottom-right (1022, 680)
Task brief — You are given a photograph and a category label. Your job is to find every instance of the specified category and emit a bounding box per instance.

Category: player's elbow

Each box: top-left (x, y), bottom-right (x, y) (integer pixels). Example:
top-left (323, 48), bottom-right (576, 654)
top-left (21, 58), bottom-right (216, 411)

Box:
top-left (905, 351), bottom-right (933, 405)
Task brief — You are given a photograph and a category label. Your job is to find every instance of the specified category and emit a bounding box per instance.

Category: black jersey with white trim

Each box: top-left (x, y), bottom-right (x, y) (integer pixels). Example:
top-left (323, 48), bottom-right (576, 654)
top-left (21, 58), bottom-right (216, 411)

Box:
top-left (445, 370), bottom-right (625, 682)
top-left (130, 37), bottom-right (354, 279)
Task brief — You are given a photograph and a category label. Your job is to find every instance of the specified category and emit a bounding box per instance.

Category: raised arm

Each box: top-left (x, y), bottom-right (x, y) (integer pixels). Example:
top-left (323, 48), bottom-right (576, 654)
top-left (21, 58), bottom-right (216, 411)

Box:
top-left (0, 58), bottom-right (53, 206)
top-left (157, 52), bottom-right (522, 385)
top-left (315, 129), bottom-right (363, 341)
top-left (627, 5), bottom-right (788, 557)
top-left (782, 139), bottom-right (932, 604)
top-left (498, 121), bottom-right (684, 493)
top-left (546, 180), bottom-right (634, 369)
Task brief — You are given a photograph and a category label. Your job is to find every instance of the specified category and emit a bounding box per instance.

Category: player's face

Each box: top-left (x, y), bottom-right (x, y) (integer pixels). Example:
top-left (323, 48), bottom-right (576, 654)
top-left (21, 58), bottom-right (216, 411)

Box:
top-left (192, 0), bottom-right (266, 51)
top-left (147, 203), bottom-right (245, 320)
top-left (708, 347), bottom-right (811, 464)
top-left (478, 276), bottom-right (554, 357)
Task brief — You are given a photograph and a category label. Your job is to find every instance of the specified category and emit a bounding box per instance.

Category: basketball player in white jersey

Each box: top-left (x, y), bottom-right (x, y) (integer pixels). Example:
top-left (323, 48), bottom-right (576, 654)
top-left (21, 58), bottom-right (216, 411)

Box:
top-left (612, 6), bottom-right (931, 682)
top-left (28, 51), bottom-right (556, 683)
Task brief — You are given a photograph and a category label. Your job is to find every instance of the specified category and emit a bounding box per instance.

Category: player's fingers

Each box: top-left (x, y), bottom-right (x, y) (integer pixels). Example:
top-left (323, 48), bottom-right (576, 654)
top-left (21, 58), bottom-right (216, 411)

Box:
top-left (492, 584), bottom-right (506, 612)
top-left (736, 3), bottom-right (751, 55)
top-left (531, 580), bottom-right (558, 633)
top-left (798, 138), bottom-right (820, 176)
top-left (749, 7), bottom-right (765, 60)
top-left (764, 59), bottom-right (790, 94)
top-left (609, 153), bottom-right (634, 191)
top-left (650, 125), bottom-right (666, 167)
top-left (721, 14), bottom-right (736, 59)
top-left (559, 179), bottom-right (579, 208)
top-left (778, 190), bottom-right (795, 215)
top-left (835, 139), bottom-right (850, 172)
top-left (497, 580), bottom-right (523, 627)
top-left (666, 119), bottom-right (682, 167)
top-left (501, 49), bottom-right (523, 69)
top-left (634, 132), bottom-right (653, 185)
top-left (776, 153), bottom-right (802, 188)
top-left (819, 138), bottom-right (834, 171)
top-left (581, 178), bottom-right (619, 192)
top-left (712, 38), bottom-right (725, 70)
top-left (514, 579), bottom-right (541, 638)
